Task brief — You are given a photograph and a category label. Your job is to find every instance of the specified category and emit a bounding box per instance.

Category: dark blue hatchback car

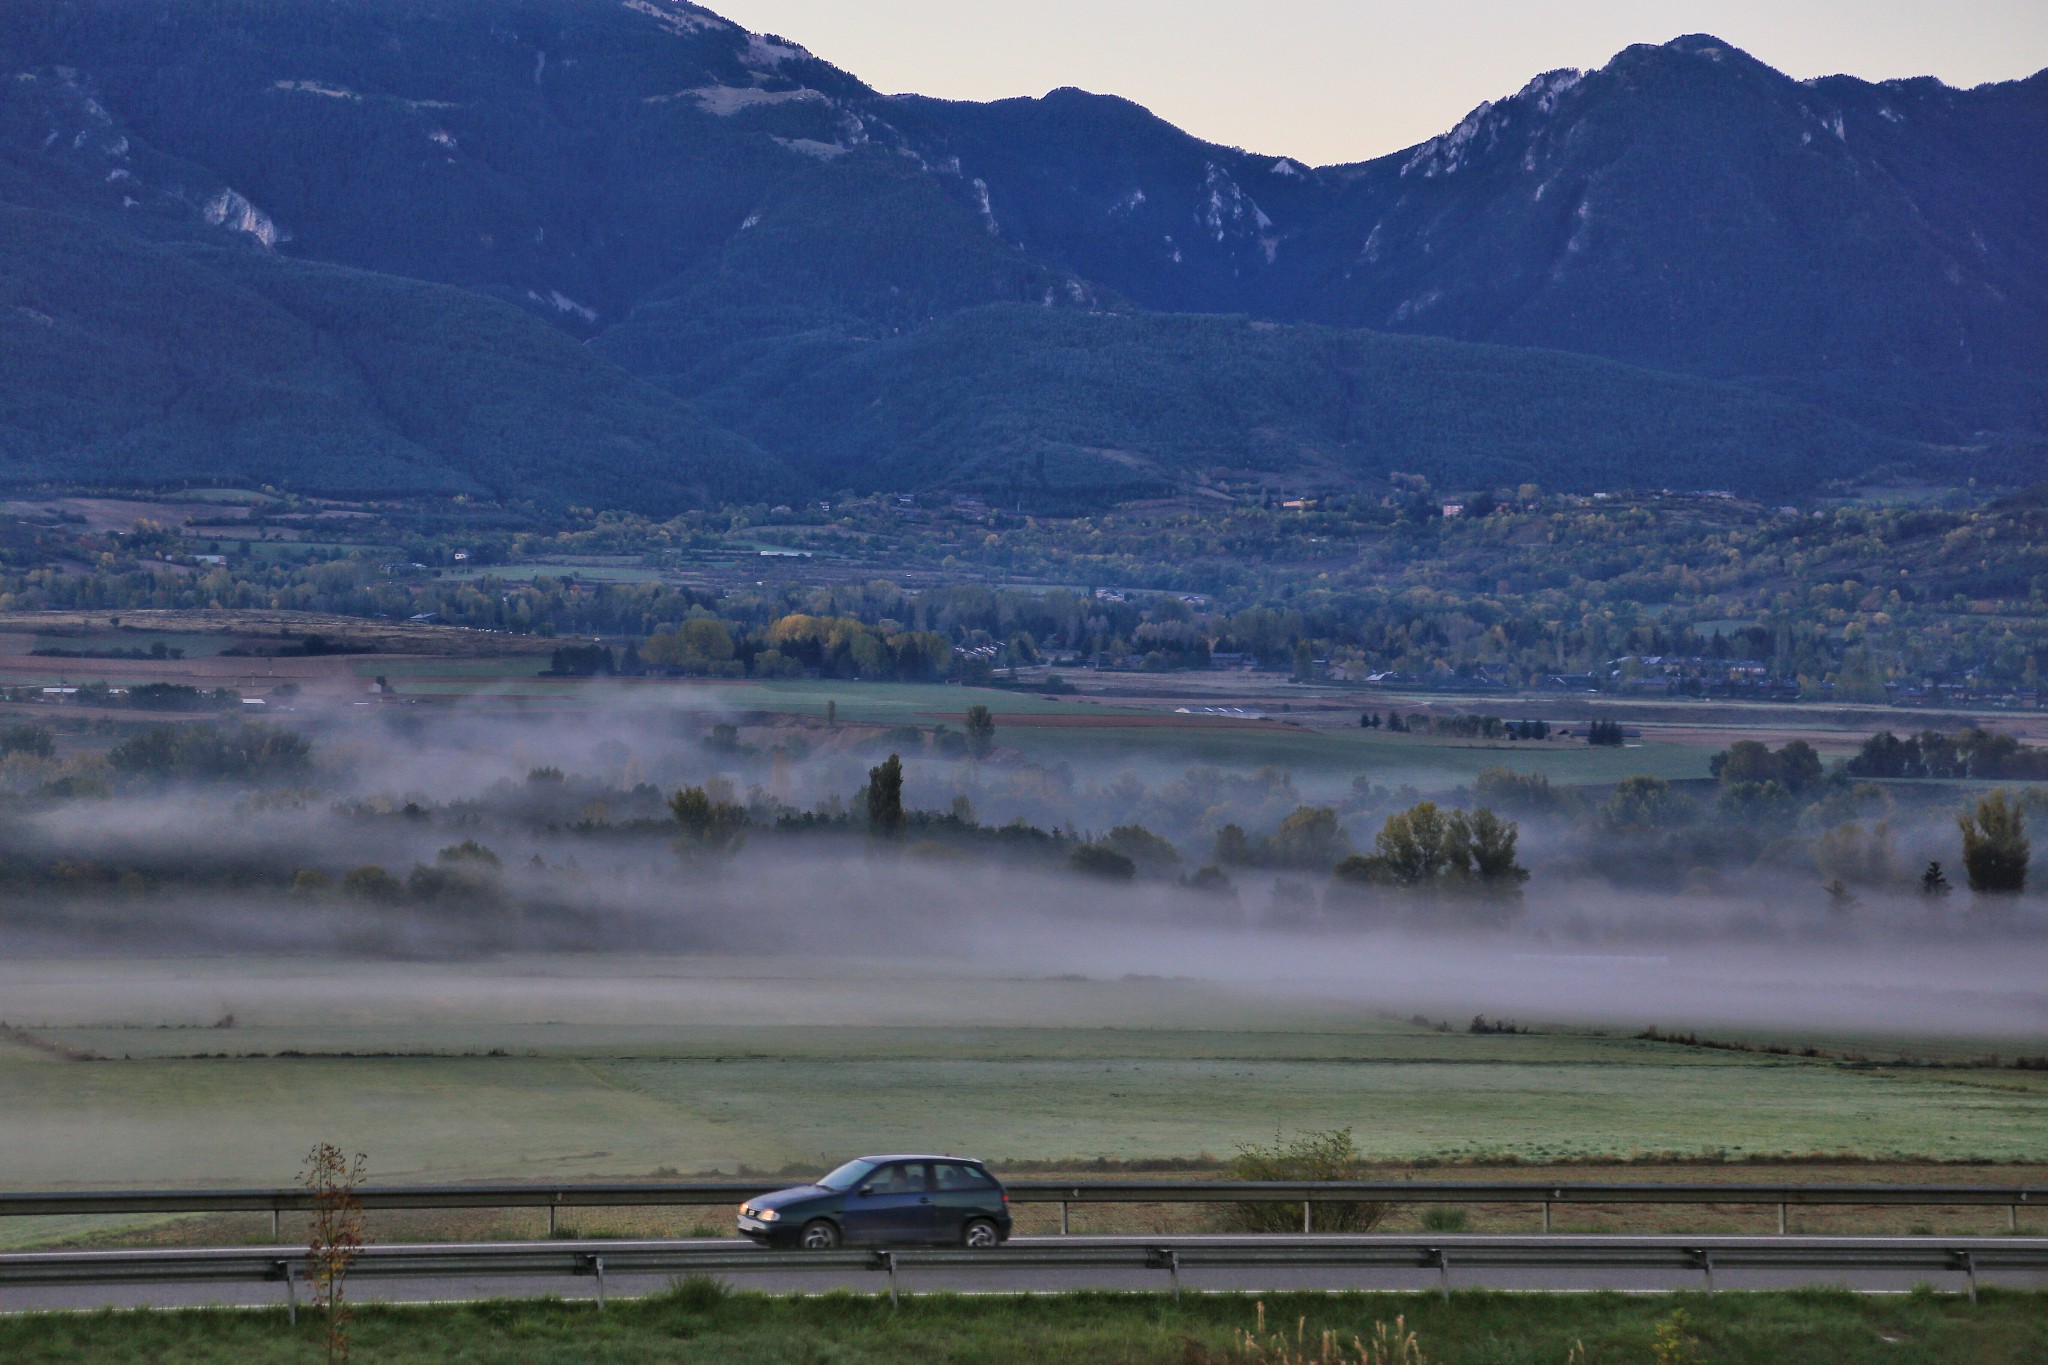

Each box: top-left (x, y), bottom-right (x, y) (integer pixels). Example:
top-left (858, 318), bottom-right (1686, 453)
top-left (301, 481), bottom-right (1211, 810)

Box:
top-left (737, 1154), bottom-right (1012, 1250)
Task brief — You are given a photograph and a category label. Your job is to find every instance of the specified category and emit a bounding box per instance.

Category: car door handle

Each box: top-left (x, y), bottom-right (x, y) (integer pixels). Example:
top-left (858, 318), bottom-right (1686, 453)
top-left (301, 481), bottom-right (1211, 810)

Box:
top-left (919, 1197), bottom-right (932, 1204)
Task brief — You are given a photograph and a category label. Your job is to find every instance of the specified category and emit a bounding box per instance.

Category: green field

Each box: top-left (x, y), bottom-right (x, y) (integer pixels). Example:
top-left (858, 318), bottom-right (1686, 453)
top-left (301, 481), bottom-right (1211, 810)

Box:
top-left (1000, 725), bottom-right (1709, 784)
top-left (3, 957), bottom-right (2044, 1226)
top-left (329, 672), bottom-right (1720, 781)
top-left (25, 630), bottom-right (242, 658)
top-left (2, 1287), bottom-right (2044, 1364)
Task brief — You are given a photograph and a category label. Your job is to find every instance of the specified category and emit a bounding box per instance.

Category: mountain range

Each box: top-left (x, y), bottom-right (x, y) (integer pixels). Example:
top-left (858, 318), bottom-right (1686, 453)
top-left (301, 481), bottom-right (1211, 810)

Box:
top-left (2, 0), bottom-right (2042, 511)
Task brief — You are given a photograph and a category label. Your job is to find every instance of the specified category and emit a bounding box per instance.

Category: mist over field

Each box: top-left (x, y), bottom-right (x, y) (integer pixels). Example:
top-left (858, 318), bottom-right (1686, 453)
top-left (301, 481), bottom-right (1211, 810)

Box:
top-left (1, 690), bottom-right (2041, 1045)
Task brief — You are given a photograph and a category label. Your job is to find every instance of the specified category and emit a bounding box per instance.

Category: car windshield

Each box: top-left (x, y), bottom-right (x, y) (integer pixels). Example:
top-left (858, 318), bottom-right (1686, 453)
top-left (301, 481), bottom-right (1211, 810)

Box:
top-left (815, 1158), bottom-right (878, 1191)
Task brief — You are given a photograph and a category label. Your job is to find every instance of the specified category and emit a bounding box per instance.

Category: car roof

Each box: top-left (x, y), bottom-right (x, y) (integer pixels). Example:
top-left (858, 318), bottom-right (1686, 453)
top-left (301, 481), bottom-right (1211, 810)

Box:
top-left (856, 1153), bottom-right (986, 1165)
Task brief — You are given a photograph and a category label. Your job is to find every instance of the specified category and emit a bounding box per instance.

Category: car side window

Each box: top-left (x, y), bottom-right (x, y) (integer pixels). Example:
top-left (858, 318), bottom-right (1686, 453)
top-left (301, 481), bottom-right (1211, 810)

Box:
top-left (933, 1162), bottom-right (992, 1191)
top-left (864, 1162), bottom-right (928, 1194)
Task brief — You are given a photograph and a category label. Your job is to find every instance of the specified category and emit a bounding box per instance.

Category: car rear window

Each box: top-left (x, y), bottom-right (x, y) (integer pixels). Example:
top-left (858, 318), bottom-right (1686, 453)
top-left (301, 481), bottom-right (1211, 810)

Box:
top-left (933, 1162), bottom-right (994, 1191)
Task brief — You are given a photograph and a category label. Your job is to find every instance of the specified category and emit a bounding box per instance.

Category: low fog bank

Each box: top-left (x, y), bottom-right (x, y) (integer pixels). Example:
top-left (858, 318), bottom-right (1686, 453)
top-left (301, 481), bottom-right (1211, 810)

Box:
top-left (0, 695), bottom-right (2043, 1045)
top-left (963, 921), bottom-right (2048, 1043)
top-left (2, 850), bottom-right (2043, 1044)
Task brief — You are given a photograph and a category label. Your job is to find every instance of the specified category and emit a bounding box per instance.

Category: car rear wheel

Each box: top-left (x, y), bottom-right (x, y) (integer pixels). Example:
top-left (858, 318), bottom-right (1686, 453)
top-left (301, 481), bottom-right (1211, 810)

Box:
top-left (798, 1219), bottom-right (841, 1251)
top-left (961, 1218), bottom-right (1001, 1249)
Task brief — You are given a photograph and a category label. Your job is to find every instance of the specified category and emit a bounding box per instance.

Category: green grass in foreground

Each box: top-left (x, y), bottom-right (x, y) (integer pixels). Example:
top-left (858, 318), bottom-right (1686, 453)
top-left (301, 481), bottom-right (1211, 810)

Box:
top-left (2, 1286), bottom-right (2043, 1363)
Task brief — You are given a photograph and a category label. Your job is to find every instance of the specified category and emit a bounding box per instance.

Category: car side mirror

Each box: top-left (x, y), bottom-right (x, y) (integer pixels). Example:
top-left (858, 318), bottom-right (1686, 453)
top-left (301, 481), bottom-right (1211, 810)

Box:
top-left (857, 1186), bottom-right (874, 1197)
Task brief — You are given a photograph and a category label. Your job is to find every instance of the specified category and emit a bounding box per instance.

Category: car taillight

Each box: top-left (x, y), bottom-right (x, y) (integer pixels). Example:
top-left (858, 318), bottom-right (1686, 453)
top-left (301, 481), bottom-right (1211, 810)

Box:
top-left (1001, 1193), bottom-right (1010, 1202)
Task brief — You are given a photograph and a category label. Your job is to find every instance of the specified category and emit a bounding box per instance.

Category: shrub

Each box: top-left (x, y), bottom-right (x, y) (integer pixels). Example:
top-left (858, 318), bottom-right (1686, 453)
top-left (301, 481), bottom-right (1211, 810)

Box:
top-left (545, 644), bottom-right (614, 676)
top-left (1601, 776), bottom-right (1692, 832)
top-left (670, 784), bottom-right (748, 853)
top-left (1067, 843), bottom-right (1136, 880)
top-left (1337, 803), bottom-right (1526, 893)
top-left (437, 839), bottom-right (501, 868)
top-left (340, 865), bottom-right (404, 904)
top-left (1224, 1129), bottom-right (1384, 1233)
top-left (1210, 808), bottom-right (1353, 870)
top-left (1102, 824), bottom-right (1181, 876)
top-left (1711, 739), bottom-right (1822, 793)
top-left (1264, 806), bottom-right (1352, 870)
top-left (108, 722), bottom-right (311, 781)
top-left (407, 861), bottom-right (505, 910)
top-left (128, 682), bottom-right (235, 712)
top-left (1470, 766), bottom-right (1559, 815)
top-left (0, 725), bottom-right (54, 758)
top-left (661, 1274), bottom-right (730, 1312)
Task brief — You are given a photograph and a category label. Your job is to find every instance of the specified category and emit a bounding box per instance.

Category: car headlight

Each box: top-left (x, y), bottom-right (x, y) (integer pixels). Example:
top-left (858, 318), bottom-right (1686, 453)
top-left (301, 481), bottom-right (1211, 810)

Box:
top-left (757, 1207), bottom-right (779, 1221)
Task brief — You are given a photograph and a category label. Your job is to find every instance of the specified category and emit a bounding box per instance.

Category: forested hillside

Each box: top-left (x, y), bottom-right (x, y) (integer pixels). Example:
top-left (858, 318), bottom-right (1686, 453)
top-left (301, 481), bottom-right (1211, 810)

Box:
top-left (680, 306), bottom-right (1931, 506)
top-left (0, 205), bottom-right (779, 508)
top-left (0, 0), bottom-right (2041, 509)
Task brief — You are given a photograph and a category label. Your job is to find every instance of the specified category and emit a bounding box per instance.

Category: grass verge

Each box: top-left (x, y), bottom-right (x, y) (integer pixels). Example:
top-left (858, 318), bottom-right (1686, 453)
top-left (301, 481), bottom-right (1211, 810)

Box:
top-left (1, 1286), bottom-right (2045, 1363)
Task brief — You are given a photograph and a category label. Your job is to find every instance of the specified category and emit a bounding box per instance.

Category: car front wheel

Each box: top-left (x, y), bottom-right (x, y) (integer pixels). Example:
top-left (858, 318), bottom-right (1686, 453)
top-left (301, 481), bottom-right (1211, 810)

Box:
top-left (961, 1218), bottom-right (1000, 1249)
top-left (798, 1219), bottom-right (841, 1251)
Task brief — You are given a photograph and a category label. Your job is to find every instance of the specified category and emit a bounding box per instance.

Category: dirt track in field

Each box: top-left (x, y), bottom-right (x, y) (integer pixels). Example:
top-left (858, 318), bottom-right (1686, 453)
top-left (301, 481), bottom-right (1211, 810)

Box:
top-left (1, 609), bottom-right (552, 656)
top-left (966, 711), bottom-right (1281, 730)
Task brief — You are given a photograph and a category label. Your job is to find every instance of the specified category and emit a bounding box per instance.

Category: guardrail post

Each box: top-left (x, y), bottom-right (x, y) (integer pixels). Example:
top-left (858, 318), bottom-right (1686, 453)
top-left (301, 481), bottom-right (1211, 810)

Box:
top-left (1167, 1248), bottom-right (1180, 1300)
top-left (1778, 1203), bottom-right (1787, 1236)
top-left (548, 1201), bottom-right (557, 1238)
top-left (1303, 1201), bottom-right (1312, 1234)
top-left (1542, 1201), bottom-right (1551, 1234)
top-left (1059, 1200), bottom-right (1068, 1236)
top-left (271, 1206), bottom-right (281, 1243)
top-left (1701, 1251), bottom-right (1714, 1295)
top-left (2011, 1205), bottom-right (2019, 1234)
top-left (1961, 1250), bottom-right (1976, 1306)
top-left (1432, 1248), bottom-right (1449, 1303)
top-left (594, 1255), bottom-right (606, 1310)
top-left (880, 1250), bottom-right (898, 1308)
top-left (279, 1261), bottom-right (296, 1326)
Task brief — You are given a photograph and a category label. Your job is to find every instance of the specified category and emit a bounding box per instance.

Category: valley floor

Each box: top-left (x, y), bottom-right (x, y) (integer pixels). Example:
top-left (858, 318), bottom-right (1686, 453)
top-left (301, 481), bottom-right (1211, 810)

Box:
top-left (4, 957), bottom-right (2046, 1252)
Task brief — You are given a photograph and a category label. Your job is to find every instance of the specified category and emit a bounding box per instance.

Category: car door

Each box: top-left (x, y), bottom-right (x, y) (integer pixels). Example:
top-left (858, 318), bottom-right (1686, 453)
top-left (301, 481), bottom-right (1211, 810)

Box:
top-left (930, 1161), bottom-right (998, 1243)
top-left (840, 1161), bottom-right (934, 1244)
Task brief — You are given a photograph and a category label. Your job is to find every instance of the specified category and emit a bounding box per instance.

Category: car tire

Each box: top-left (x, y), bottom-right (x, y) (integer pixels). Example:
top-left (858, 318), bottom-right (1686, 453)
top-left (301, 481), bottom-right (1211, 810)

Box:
top-left (961, 1218), bottom-right (1001, 1250)
top-left (798, 1219), bottom-right (841, 1251)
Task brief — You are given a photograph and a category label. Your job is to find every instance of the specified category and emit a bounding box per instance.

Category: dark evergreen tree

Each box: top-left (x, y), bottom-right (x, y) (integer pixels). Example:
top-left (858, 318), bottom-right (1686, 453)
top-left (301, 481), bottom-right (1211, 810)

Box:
top-left (865, 753), bottom-right (906, 835)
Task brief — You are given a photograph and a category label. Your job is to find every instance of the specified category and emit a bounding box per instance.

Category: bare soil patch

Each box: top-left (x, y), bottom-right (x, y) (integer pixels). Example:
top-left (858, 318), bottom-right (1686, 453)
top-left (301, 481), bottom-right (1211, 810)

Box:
top-left (0, 610), bottom-right (550, 658)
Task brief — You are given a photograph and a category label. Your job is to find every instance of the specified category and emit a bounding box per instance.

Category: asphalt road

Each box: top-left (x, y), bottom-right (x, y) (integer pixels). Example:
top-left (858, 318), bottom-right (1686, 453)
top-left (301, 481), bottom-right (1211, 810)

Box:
top-left (5, 1237), bottom-right (2046, 1314)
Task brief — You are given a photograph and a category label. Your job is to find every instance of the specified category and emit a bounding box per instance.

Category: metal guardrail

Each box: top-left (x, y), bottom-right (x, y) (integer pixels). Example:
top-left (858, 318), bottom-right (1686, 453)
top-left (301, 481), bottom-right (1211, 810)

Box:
top-left (3, 1235), bottom-right (2045, 1315)
top-left (3, 1179), bottom-right (2040, 1238)
top-left (1009, 1180), bottom-right (2046, 1235)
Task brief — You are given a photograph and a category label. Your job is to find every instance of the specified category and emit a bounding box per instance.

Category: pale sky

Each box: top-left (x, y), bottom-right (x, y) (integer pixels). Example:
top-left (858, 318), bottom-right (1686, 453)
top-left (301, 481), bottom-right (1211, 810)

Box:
top-left (705, 1), bottom-right (2048, 165)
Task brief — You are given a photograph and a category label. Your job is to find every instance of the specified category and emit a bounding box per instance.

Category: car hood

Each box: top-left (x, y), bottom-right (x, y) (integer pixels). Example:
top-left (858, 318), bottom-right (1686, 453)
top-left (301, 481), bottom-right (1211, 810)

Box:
top-left (747, 1184), bottom-right (835, 1212)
